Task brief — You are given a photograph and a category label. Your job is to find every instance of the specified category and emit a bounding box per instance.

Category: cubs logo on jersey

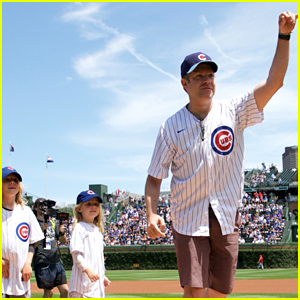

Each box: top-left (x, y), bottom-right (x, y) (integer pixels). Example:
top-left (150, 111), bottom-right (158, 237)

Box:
top-left (16, 222), bottom-right (30, 242)
top-left (211, 126), bottom-right (234, 155)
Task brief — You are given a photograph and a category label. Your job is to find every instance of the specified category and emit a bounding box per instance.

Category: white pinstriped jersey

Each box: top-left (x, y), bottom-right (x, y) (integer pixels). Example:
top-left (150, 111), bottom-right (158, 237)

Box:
top-left (69, 222), bottom-right (105, 298)
top-left (148, 89), bottom-right (264, 236)
top-left (2, 204), bottom-right (44, 296)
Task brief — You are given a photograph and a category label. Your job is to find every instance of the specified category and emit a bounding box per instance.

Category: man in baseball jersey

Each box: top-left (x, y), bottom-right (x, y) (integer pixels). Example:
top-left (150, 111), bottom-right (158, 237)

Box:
top-left (145, 11), bottom-right (297, 298)
top-left (2, 167), bottom-right (44, 298)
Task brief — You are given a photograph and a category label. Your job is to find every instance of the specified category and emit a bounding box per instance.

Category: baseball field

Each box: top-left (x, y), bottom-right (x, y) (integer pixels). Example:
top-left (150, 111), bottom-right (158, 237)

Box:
top-left (30, 268), bottom-right (298, 298)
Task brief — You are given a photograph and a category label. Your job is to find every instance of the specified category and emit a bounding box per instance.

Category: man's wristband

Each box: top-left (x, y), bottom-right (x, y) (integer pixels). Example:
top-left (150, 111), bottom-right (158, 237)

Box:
top-left (278, 33), bottom-right (291, 40)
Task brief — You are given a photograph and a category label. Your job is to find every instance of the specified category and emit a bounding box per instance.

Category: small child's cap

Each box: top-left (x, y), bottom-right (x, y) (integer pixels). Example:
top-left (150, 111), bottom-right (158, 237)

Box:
top-left (77, 190), bottom-right (103, 205)
top-left (2, 166), bottom-right (22, 182)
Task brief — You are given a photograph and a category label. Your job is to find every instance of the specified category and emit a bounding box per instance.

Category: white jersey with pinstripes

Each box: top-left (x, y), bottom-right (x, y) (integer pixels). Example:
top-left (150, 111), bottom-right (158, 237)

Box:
top-left (2, 204), bottom-right (44, 296)
top-left (69, 222), bottom-right (105, 298)
top-left (148, 89), bottom-right (264, 236)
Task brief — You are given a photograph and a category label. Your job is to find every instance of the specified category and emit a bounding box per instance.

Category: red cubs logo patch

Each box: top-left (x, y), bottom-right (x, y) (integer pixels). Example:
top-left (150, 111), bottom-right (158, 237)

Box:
top-left (16, 222), bottom-right (30, 242)
top-left (198, 53), bottom-right (206, 61)
top-left (211, 126), bottom-right (234, 155)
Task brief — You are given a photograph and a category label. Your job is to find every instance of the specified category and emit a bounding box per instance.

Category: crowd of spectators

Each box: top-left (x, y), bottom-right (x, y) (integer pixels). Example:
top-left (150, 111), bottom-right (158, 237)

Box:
top-left (55, 191), bottom-right (287, 247)
top-left (239, 192), bottom-right (285, 244)
top-left (249, 173), bottom-right (267, 185)
top-left (103, 204), bottom-right (173, 246)
top-left (245, 165), bottom-right (281, 188)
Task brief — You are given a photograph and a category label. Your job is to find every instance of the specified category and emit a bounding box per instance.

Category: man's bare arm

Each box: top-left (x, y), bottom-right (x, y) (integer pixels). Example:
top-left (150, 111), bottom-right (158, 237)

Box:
top-left (254, 11), bottom-right (297, 111)
top-left (145, 175), bottom-right (165, 239)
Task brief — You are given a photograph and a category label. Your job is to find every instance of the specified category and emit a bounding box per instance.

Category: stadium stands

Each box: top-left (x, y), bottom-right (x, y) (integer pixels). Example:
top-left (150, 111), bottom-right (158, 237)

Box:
top-left (276, 168), bottom-right (298, 185)
top-left (54, 166), bottom-right (297, 247)
top-left (57, 191), bottom-right (288, 247)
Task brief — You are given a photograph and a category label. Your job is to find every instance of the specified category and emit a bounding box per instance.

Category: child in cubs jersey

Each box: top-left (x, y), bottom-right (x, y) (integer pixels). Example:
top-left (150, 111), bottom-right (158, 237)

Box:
top-left (69, 190), bottom-right (111, 298)
top-left (2, 166), bottom-right (44, 298)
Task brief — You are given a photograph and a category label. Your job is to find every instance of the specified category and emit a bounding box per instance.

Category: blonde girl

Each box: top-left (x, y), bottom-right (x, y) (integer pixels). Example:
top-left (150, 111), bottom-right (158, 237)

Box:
top-left (2, 166), bottom-right (44, 298)
top-left (69, 190), bottom-right (111, 298)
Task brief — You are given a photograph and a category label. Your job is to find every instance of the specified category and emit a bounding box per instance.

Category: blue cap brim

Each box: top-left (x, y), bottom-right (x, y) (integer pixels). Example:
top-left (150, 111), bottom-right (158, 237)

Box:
top-left (2, 168), bottom-right (22, 182)
top-left (187, 61), bottom-right (218, 74)
top-left (77, 194), bottom-right (103, 205)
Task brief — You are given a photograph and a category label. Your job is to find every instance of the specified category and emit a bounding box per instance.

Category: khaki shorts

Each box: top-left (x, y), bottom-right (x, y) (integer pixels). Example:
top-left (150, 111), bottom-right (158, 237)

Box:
top-left (173, 206), bottom-right (240, 295)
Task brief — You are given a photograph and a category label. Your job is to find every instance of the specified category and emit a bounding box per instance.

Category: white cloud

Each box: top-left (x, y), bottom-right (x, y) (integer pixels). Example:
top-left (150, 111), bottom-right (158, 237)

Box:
top-left (62, 3), bottom-right (102, 22)
top-left (65, 3), bottom-right (179, 85)
top-left (102, 80), bottom-right (185, 131)
top-left (199, 14), bottom-right (238, 63)
top-left (199, 15), bottom-right (209, 26)
top-left (73, 34), bottom-right (134, 80)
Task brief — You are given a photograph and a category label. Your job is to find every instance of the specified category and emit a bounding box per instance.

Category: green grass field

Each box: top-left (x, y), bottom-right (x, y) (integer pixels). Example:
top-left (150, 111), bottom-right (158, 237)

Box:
top-left (31, 268), bottom-right (298, 298)
top-left (105, 268), bottom-right (298, 281)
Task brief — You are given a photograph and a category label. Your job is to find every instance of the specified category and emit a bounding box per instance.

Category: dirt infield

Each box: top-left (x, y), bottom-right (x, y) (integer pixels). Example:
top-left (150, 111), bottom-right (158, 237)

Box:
top-left (31, 278), bottom-right (297, 294)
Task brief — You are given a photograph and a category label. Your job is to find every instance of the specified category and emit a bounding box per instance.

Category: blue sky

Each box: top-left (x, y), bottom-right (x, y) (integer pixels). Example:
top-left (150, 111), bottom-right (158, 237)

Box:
top-left (2, 2), bottom-right (298, 206)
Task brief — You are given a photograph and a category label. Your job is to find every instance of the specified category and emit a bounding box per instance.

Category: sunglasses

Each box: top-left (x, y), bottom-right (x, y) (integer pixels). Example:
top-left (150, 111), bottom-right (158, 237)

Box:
top-left (3, 177), bottom-right (19, 184)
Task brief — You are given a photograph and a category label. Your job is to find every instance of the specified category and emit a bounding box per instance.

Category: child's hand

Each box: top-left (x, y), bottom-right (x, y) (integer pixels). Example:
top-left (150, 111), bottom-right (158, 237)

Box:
top-left (84, 268), bottom-right (100, 282)
top-left (104, 276), bottom-right (111, 288)
top-left (21, 262), bottom-right (32, 282)
top-left (2, 259), bottom-right (10, 278)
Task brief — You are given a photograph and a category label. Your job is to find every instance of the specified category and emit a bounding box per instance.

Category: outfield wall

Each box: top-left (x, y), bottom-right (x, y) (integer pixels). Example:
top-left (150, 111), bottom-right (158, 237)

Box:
top-left (58, 244), bottom-right (297, 270)
top-left (59, 242), bottom-right (297, 254)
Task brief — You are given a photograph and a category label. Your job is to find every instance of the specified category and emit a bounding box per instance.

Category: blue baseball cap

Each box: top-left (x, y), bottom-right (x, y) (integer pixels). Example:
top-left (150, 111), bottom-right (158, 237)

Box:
top-left (76, 190), bottom-right (103, 205)
top-left (181, 52), bottom-right (218, 78)
top-left (2, 166), bottom-right (22, 182)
